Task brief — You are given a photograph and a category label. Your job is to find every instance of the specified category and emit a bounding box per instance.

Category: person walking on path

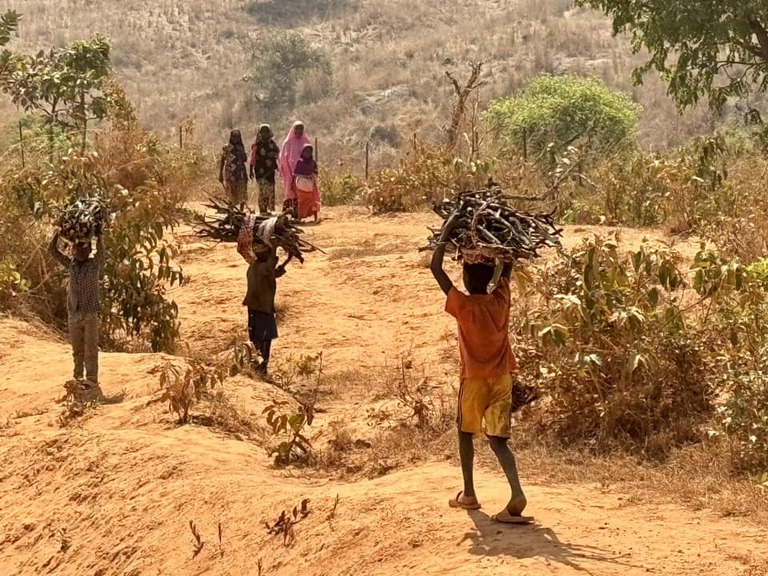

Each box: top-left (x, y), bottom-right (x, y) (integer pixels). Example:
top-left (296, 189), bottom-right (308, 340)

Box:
top-left (249, 124), bottom-right (280, 214)
top-left (219, 129), bottom-right (249, 207)
top-left (49, 228), bottom-right (106, 394)
top-left (278, 121), bottom-right (311, 218)
top-left (292, 144), bottom-right (321, 222)
top-left (430, 215), bottom-right (532, 524)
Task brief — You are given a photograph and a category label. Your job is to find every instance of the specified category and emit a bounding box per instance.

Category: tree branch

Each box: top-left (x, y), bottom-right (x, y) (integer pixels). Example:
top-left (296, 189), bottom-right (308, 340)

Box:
top-left (748, 19), bottom-right (768, 63)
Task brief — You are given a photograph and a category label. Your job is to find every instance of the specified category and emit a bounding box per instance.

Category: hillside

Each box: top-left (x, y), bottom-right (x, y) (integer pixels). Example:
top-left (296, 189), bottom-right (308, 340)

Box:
top-left (2, 209), bottom-right (768, 575)
top-left (0, 0), bottom-right (724, 169)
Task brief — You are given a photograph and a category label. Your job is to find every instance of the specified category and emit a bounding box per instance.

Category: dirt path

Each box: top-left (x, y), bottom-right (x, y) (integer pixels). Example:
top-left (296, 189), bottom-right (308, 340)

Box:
top-left (1, 208), bottom-right (764, 576)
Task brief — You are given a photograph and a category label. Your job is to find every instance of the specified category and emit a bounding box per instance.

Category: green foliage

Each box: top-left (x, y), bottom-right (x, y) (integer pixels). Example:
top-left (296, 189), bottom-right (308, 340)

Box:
top-left (0, 33), bottom-right (113, 150)
top-left (576, 0), bottom-right (768, 111)
top-left (263, 399), bottom-right (315, 466)
top-left (485, 75), bottom-right (640, 165)
top-left (365, 143), bottom-right (493, 213)
top-left (320, 166), bottom-right (364, 206)
top-left (515, 234), bottom-right (711, 456)
top-left (0, 256), bottom-right (29, 309)
top-left (159, 360), bottom-right (225, 424)
top-left (244, 32), bottom-right (330, 112)
top-left (0, 11), bottom-right (21, 84)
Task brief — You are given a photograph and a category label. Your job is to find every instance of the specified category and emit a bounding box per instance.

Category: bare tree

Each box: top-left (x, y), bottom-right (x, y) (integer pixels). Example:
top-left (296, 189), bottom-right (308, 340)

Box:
top-left (445, 62), bottom-right (486, 152)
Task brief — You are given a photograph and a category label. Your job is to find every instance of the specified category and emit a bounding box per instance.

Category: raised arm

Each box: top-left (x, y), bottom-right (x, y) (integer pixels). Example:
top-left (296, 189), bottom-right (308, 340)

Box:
top-left (218, 148), bottom-right (226, 183)
top-left (501, 261), bottom-right (513, 280)
top-left (276, 253), bottom-right (293, 278)
top-left (430, 214), bottom-right (461, 296)
top-left (48, 232), bottom-right (70, 268)
top-left (431, 243), bottom-right (453, 296)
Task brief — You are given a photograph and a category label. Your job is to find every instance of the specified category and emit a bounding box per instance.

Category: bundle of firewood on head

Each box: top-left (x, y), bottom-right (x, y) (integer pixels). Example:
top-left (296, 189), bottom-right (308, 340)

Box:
top-left (55, 195), bottom-right (109, 244)
top-left (422, 187), bottom-right (563, 264)
top-left (194, 197), bottom-right (322, 263)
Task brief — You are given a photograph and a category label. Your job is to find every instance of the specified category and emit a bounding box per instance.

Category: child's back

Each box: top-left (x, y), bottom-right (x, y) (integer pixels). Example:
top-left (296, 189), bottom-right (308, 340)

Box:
top-left (445, 278), bottom-right (517, 379)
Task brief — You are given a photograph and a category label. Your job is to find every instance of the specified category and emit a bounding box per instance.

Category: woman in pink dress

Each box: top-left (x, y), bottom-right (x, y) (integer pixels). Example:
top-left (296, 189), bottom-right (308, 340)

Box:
top-left (278, 121), bottom-right (311, 218)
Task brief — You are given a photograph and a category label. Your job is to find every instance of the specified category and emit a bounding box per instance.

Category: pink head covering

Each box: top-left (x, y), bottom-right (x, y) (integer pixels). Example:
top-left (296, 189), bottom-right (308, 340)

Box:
top-left (279, 121), bottom-right (312, 198)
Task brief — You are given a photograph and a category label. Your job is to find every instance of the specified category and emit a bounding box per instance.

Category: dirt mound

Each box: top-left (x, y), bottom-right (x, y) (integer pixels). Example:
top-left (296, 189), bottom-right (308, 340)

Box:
top-left (1, 211), bottom-right (765, 575)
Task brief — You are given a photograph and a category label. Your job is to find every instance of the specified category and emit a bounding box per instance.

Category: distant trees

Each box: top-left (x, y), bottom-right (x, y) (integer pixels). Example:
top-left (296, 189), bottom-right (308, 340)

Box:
top-left (485, 75), bottom-right (640, 164)
top-left (0, 11), bottom-right (114, 152)
top-left (244, 32), bottom-right (331, 113)
top-left (576, 0), bottom-right (768, 113)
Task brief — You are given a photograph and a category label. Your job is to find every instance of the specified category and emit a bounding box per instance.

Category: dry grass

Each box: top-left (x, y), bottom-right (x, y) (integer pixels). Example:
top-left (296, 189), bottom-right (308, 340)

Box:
top-left (0, 0), bottom-right (743, 174)
top-left (326, 237), bottom-right (407, 261)
top-left (493, 439), bottom-right (768, 526)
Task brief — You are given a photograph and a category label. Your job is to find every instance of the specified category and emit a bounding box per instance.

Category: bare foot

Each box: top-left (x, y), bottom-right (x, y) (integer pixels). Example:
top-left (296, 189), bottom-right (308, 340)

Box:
top-left (506, 494), bottom-right (527, 516)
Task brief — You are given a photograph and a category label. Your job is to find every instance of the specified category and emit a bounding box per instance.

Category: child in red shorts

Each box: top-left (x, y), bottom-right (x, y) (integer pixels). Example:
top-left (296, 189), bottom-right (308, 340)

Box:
top-left (430, 216), bottom-right (530, 523)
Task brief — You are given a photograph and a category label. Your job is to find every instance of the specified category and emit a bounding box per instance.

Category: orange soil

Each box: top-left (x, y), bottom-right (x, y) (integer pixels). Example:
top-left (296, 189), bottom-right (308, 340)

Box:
top-left (1, 208), bottom-right (764, 575)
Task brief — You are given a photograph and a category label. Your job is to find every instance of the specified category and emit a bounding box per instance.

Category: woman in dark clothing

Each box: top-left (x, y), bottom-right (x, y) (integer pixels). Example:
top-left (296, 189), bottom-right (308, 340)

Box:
top-left (219, 129), bottom-right (249, 206)
top-left (249, 124), bottom-right (280, 214)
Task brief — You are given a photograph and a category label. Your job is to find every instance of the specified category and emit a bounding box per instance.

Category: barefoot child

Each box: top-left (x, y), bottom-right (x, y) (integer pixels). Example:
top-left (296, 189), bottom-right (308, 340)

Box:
top-left (430, 216), bottom-right (531, 524)
top-left (242, 245), bottom-right (292, 377)
top-left (48, 229), bottom-right (105, 393)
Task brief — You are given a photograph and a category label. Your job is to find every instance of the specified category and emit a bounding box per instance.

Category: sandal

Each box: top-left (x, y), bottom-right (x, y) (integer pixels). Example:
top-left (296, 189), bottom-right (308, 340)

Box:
top-left (448, 491), bottom-right (481, 510)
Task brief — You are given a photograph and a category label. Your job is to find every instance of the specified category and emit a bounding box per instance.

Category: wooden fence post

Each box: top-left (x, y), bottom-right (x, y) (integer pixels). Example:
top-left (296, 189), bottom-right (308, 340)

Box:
top-left (314, 137), bottom-right (318, 162)
top-left (18, 120), bottom-right (25, 168)
top-left (365, 141), bottom-right (370, 181)
top-left (178, 124), bottom-right (183, 149)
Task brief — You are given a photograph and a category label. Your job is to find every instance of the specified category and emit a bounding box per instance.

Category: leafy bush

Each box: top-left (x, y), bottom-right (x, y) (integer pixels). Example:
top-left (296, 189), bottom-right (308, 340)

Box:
top-left (320, 165), bottom-right (364, 206)
top-left (158, 360), bottom-right (225, 424)
top-left (244, 32), bottom-right (331, 112)
top-left (515, 234), bottom-right (709, 456)
top-left (485, 75), bottom-right (640, 166)
top-left (365, 143), bottom-right (493, 213)
top-left (0, 104), bottom-right (200, 351)
top-left (0, 256), bottom-right (29, 310)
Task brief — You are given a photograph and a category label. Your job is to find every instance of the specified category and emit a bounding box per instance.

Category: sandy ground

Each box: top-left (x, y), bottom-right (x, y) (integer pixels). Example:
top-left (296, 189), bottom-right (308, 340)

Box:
top-left (2, 208), bottom-right (766, 576)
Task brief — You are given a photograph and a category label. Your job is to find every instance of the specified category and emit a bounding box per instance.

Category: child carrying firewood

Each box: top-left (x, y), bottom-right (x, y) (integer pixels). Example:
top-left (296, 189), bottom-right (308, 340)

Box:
top-left (238, 215), bottom-right (293, 377)
top-left (430, 214), bottom-right (532, 524)
top-left (48, 227), bottom-right (106, 394)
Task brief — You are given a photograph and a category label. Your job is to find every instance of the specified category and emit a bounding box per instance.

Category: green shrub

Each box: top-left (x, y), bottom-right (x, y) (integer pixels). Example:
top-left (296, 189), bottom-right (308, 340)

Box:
top-left (485, 75), bottom-right (640, 167)
top-left (320, 166), bottom-right (364, 207)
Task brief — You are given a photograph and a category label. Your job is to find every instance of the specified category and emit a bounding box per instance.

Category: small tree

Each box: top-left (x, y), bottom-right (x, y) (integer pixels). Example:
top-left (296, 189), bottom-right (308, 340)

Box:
top-left (243, 32), bottom-right (330, 112)
top-left (575, 0), bottom-right (768, 112)
top-left (485, 75), bottom-right (640, 166)
top-left (1, 34), bottom-right (112, 152)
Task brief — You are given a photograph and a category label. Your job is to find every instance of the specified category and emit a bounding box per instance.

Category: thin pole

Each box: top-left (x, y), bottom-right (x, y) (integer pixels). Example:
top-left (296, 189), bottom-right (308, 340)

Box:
top-left (179, 124), bottom-right (183, 149)
top-left (314, 137), bottom-right (318, 162)
top-left (365, 140), bottom-right (370, 181)
top-left (18, 120), bottom-right (25, 168)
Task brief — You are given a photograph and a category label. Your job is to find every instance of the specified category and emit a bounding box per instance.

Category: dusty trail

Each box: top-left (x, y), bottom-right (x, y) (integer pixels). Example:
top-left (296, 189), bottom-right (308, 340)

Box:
top-left (1, 208), bottom-right (764, 576)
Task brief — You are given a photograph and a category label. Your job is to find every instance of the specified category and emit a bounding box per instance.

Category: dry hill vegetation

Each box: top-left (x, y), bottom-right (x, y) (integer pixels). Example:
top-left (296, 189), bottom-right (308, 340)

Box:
top-left (4, 1), bottom-right (768, 575)
top-left (0, 0), bottom-right (740, 169)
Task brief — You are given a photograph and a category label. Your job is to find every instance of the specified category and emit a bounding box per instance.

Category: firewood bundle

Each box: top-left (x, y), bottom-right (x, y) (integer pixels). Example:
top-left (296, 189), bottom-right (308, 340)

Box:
top-left (423, 188), bottom-right (563, 262)
top-left (194, 197), bottom-right (320, 262)
top-left (55, 196), bottom-right (108, 243)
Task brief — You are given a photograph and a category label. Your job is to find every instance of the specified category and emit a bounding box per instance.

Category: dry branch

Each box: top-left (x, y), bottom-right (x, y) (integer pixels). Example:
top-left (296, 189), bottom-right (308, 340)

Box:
top-left (422, 187), bottom-right (563, 262)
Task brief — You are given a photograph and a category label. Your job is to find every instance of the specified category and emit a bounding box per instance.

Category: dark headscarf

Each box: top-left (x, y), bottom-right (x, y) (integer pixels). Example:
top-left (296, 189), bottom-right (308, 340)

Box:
top-left (294, 144), bottom-right (317, 176)
top-left (257, 124), bottom-right (273, 142)
top-left (229, 129), bottom-right (244, 147)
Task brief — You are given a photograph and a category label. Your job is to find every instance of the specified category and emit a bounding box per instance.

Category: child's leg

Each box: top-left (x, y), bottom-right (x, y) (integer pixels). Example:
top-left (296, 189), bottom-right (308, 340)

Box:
top-left (68, 313), bottom-right (85, 380)
top-left (483, 374), bottom-right (527, 515)
top-left (450, 378), bottom-right (485, 508)
top-left (487, 435), bottom-right (527, 514)
top-left (458, 430), bottom-right (476, 498)
top-left (82, 313), bottom-right (99, 385)
top-left (255, 338), bottom-right (272, 373)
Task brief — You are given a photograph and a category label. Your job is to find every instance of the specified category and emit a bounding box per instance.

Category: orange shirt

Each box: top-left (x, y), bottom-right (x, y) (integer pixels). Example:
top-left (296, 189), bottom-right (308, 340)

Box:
top-left (445, 278), bottom-right (517, 379)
